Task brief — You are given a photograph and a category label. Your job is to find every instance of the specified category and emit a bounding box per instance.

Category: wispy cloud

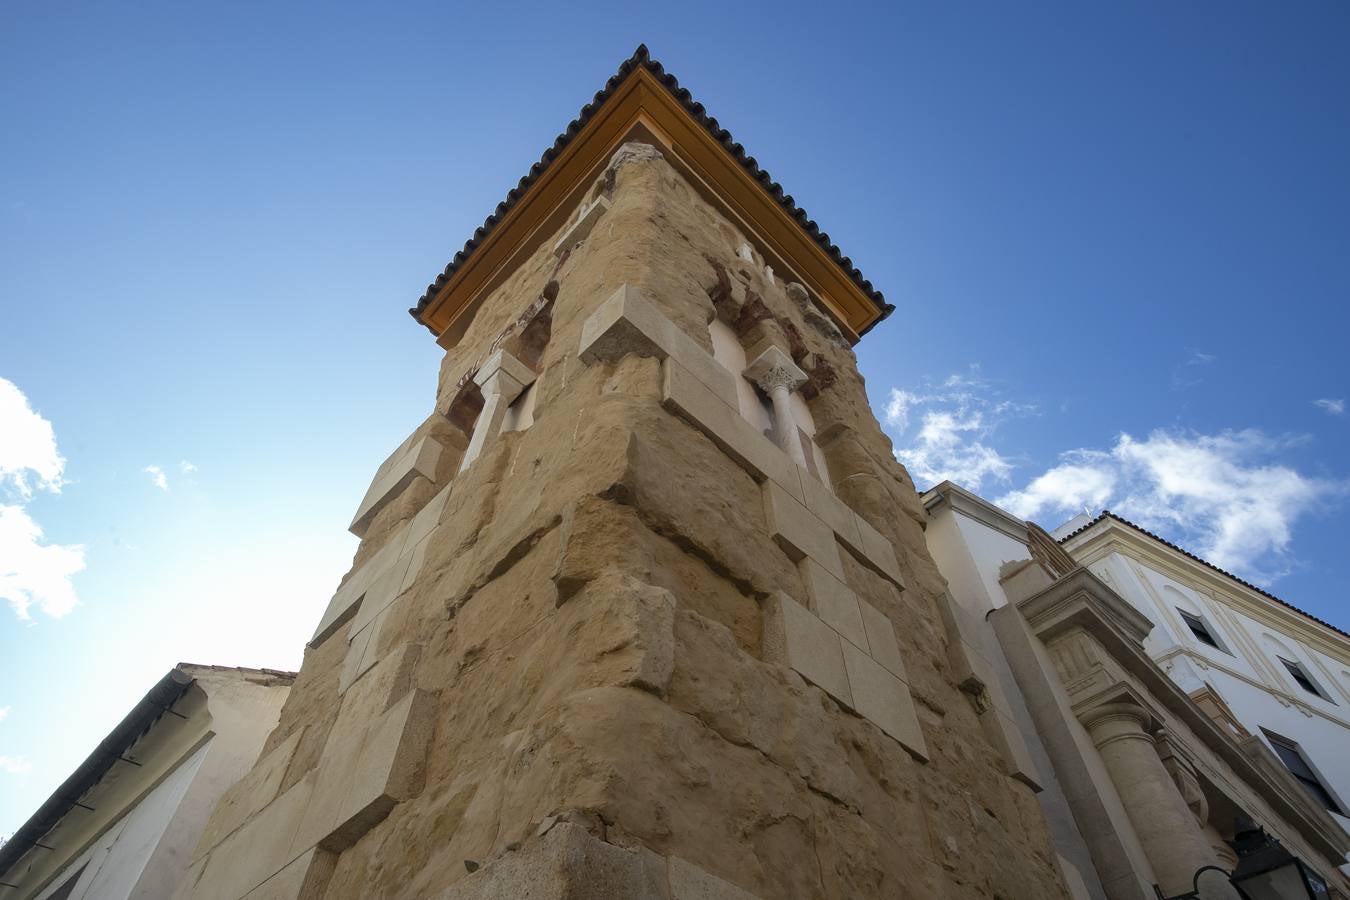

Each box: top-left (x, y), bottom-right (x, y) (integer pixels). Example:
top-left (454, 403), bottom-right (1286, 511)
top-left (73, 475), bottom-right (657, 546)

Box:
top-left (885, 370), bottom-right (1344, 586)
top-left (0, 378), bottom-right (85, 620)
top-left (0, 706), bottom-right (9, 724)
top-left (998, 429), bottom-right (1344, 584)
top-left (1314, 398), bottom-right (1344, 416)
top-left (178, 460), bottom-right (197, 474)
top-left (143, 465), bottom-right (169, 491)
top-left (0, 755), bottom-right (33, 776)
top-left (1171, 348), bottom-right (1217, 390)
top-left (883, 365), bottom-right (1035, 491)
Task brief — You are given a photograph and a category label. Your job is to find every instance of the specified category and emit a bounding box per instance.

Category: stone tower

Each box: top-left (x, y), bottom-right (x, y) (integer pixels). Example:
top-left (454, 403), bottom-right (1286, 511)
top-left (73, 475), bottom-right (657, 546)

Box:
top-left (179, 47), bottom-right (1072, 899)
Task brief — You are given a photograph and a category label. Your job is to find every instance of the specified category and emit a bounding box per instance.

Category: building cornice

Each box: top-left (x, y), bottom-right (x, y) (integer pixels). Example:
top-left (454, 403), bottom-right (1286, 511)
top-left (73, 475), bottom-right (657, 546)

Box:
top-left (922, 480), bottom-right (1030, 544)
top-left (411, 45), bottom-right (893, 349)
top-left (1018, 568), bottom-right (1350, 862)
top-left (1063, 515), bottom-right (1350, 663)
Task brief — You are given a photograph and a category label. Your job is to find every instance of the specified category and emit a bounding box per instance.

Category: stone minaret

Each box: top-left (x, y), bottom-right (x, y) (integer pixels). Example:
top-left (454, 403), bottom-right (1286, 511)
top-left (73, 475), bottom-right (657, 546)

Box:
top-left (180, 47), bottom-right (1072, 899)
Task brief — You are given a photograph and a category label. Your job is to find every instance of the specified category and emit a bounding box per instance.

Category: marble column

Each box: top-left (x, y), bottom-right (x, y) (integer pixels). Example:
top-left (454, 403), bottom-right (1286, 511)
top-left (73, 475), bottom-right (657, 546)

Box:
top-left (1081, 702), bottom-right (1238, 900)
top-left (743, 346), bottom-right (809, 469)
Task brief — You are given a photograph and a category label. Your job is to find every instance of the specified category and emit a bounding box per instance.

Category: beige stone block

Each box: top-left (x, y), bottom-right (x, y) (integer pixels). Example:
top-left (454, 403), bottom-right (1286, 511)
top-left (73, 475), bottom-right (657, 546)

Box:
top-left (338, 619), bottom-right (374, 695)
top-left (241, 847), bottom-right (335, 900)
top-left (196, 728), bottom-right (306, 856)
top-left (330, 689), bottom-right (434, 846)
top-left (857, 600), bottom-right (907, 682)
top-left (405, 482), bottom-right (452, 550)
top-left (668, 855), bottom-right (761, 899)
top-left (310, 533), bottom-right (408, 646)
top-left (849, 512), bottom-right (905, 589)
top-left (799, 558), bottom-right (867, 651)
top-left (762, 479), bottom-right (843, 579)
top-left (661, 359), bottom-right (803, 503)
top-left (192, 773), bottom-right (316, 899)
top-left (982, 709), bottom-right (1042, 791)
top-left (437, 822), bottom-right (672, 899)
top-left (795, 465), bottom-right (863, 551)
top-left (348, 548), bottom-right (415, 638)
top-left (349, 434), bottom-right (444, 538)
top-left (552, 194), bottom-right (611, 255)
top-left (842, 641), bottom-right (928, 761)
top-left (762, 592), bottom-right (851, 707)
top-left (581, 284), bottom-right (738, 407)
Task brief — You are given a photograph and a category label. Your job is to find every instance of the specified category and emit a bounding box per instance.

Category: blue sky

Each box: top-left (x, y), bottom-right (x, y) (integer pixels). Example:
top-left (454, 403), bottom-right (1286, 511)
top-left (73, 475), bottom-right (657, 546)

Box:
top-left (2, 2), bottom-right (1347, 836)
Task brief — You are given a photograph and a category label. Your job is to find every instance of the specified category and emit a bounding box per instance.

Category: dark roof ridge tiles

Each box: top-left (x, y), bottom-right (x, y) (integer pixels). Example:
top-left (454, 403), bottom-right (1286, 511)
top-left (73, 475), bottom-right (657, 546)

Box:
top-left (1058, 510), bottom-right (1348, 641)
top-left (410, 44), bottom-right (893, 334)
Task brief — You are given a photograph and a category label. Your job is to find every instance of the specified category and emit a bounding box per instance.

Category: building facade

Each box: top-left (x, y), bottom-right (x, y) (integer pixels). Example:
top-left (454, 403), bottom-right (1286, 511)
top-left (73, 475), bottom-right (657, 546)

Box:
top-left (171, 47), bottom-right (1078, 899)
top-left (922, 482), bottom-right (1350, 898)
top-left (0, 665), bottom-right (293, 900)
top-left (1057, 512), bottom-right (1350, 839)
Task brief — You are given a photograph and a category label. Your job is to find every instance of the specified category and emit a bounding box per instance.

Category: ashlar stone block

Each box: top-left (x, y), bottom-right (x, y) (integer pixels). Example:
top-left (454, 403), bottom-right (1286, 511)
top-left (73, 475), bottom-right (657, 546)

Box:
top-left (195, 727), bottom-right (306, 857)
top-left (857, 600), bottom-right (907, 683)
top-left (799, 557), bottom-right (867, 652)
top-left (349, 434), bottom-right (445, 538)
top-left (290, 687), bottom-right (434, 855)
top-left (849, 511), bottom-right (906, 589)
top-left (661, 358), bottom-right (803, 503)
top-left (795, 465), bottom-right (863, 553)
top-left (581, 284), bottom-right (738, 407)
top-left (762, 479), bottom-right (844, 579)
top-left (982, 708), bottom-right (1042, 791)
top-left (762, 592), bottom-right (852, 707)
top-left (191, 772), bottom-right (317, 899)
top-left (841, 640), bottom-right (928, 761)
top-left (240, 847), bottom-right (335, 900)
top-left (311, 531), bottom-right (408, 646)
top-left (552, 194), bottom-right (611, 255)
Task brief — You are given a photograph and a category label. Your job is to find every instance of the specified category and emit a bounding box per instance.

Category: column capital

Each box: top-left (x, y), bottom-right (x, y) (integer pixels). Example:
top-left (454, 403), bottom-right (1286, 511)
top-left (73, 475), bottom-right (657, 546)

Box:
top-left (474, 348), bottom-right (535, 403)
top-left (743, 346), bottom-right (807, 395)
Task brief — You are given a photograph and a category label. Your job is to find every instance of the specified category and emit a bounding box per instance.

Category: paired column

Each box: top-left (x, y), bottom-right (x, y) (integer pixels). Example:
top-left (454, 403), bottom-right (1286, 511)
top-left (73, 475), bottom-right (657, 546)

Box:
top-left (743, 346), bottom-right (809, 469)
top-left (1080, 702), bottom-right (1238, 900)
top-left (459, 349), bottom-right (536, 473)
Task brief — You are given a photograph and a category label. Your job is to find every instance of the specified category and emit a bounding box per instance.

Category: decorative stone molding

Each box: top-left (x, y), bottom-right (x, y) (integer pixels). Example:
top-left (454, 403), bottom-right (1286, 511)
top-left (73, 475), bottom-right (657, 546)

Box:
top-left (459, 349), bottom-right (536, 473)
top-left (1155, 730), bottom-right (1209, 825)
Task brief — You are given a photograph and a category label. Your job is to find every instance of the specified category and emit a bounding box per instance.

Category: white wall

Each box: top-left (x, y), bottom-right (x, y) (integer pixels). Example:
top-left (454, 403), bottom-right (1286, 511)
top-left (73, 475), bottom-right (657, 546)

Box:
top-left (33, 742), bottom-right (210, 900)
top-left (1077, 551), bottom-right (1350, 837)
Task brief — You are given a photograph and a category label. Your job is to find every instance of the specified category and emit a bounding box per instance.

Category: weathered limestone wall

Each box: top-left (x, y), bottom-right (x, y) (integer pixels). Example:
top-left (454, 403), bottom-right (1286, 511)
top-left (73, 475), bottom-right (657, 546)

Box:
top-left (182, 145), bottom-right (1072, 899)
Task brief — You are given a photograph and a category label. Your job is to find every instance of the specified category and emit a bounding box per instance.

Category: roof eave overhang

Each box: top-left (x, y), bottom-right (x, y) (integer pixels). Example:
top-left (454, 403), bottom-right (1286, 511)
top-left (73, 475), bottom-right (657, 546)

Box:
top-left (412, 63), bottom-right (888, 349)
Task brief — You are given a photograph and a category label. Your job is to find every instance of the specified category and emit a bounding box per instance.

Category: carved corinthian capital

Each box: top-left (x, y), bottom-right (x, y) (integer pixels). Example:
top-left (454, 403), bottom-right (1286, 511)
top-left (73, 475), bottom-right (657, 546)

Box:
top-left (743, 346), bottom-right (808, 395)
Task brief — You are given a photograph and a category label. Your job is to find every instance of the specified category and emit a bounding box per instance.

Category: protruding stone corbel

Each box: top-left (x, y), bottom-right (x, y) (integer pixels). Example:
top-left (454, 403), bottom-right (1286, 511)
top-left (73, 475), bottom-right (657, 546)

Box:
top-left (459, 349), bottom-right (536, 473)
top-left (743, 346), bottom-right (809, 468)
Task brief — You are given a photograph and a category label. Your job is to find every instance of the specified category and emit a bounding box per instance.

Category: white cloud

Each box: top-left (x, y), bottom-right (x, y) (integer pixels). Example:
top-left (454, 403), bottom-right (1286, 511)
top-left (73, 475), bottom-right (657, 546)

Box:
top-left (0, 505), bottom-right (85, 618)
top-left (885, 370), bottom-right (1344, 585)
top-left (999, 455), bottom-right (1116, 520)
top-left (883, 367), bottom-right (1031, 491)
top-left (0, 706), bottom-right (9, 724)
top-left (0, 755), bottom-right (32, 776)
top-left (997, 429), bottom-right (1343, 584)
top-left (144, 465), bottom-right (168, 491)
top-left (0, 380), bottom-right (84, 620)
top-left (178, 460), bottom-right (197, 474)
top-left (1314, 398), bottom-right (1344, 416)
top-left (0, 378), bottom-right (65, 499)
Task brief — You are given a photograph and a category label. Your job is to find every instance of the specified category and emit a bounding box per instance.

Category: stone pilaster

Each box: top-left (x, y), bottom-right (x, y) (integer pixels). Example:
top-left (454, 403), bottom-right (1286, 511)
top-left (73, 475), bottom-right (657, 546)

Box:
top-left (1080, 701), bottom-right (1236, 900)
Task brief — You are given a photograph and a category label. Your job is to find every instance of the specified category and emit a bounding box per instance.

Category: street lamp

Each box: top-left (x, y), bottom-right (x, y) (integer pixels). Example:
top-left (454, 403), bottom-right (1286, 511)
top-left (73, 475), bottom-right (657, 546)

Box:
top-left (1153, 819), bottom-right (1330, 900)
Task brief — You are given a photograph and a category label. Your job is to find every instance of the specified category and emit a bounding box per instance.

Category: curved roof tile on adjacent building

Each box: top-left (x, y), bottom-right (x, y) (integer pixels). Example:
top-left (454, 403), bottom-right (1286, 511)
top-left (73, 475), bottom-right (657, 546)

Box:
top-left (1058, 510), bottom-right (1349, 641)
top-left (410, 44), bottom-right (893, 331)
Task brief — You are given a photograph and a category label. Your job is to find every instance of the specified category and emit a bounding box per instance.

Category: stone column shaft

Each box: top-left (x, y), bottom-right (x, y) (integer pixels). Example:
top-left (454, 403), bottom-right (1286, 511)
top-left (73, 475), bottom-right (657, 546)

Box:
top-left (1083, 703), bottom-right (1237, 900)
top-left (460, 349), bottom-right (534, 473)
